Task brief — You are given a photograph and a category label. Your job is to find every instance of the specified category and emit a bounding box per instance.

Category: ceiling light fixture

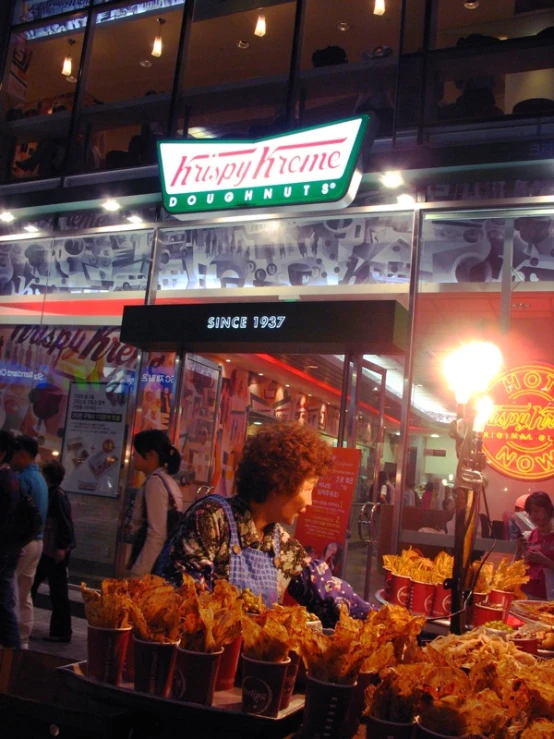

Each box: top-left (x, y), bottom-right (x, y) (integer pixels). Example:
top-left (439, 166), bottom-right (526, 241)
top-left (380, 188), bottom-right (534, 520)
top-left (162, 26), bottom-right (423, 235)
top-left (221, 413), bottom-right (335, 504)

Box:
top-left (430, 433), bottom-right (440, 438)
top-left (102, 199), bottom-right (121, 212)
top-left (254, 11), bottom-right (266, 37)
top-left (258, 373), bottom-right (264, 376)
top-left (225, 359), bottom-right (231, 363)
top-left (237, 40), bottom-right (250, 49)
top-left (285, 384), bottom-right (290, 387)
top-left (464, 1), bottom-right (479, 8)
top-left (397, 193), bottom-right (415, 205)
top-left (127, 215), bottom-right (143, 224)
top-left (336, 22), bottom-right (350, 32)
top-left (0, 211), bottom-right (14, 223)
top-left (374, 0), bottom-right (385, 16)
top-left (24, 224), bottom-right (39, 233)
top-left (151, 17), bottom-right (165, 58)
top-left (61, 38), bottom-right (76, 77)
top-left (139, 60), bottom-right (152, 68)
top-left (379, 170), bottom-right (404, 188)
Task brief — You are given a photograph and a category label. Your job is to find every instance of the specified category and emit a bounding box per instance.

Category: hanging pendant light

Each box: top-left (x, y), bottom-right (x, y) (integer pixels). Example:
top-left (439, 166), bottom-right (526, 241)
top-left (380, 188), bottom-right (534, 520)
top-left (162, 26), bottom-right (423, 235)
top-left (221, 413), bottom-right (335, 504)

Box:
top-left (373, 0), bottom-right (385, 15)
top-left (254, 11), bottom-right (266, 37)
top-left (61, 38), bottom-right (76, 77)
top-left (151, 17), bottom-right (166, 58)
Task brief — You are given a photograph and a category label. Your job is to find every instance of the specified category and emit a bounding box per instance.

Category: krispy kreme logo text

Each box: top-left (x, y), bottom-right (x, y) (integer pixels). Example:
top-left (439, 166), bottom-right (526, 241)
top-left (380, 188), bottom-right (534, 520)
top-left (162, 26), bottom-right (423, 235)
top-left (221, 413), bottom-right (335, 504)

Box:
top-left (158, 116), bottom-right (368, 215)
top-left (483, 363), bottom-right (554, 481)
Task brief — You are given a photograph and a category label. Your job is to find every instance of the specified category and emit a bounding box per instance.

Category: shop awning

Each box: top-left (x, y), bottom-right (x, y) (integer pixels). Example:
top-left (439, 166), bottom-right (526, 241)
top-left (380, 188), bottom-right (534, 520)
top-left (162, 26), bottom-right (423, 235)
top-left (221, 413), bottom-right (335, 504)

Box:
top-left (120, 300), bottom-right (408, 354)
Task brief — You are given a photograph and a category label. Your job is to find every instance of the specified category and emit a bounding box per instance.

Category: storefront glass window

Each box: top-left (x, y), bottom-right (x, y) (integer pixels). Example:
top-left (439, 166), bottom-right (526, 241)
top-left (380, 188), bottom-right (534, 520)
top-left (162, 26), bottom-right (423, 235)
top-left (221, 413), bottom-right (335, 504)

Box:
top-left (178, 1), bottom-right (295, 140)
top-left (71, 2), bottom-right (184, 173)
top-left (0, 20), bottom-right (87, 182)
top-left (12, 0), bottom-right (89, 25)
top-left (155, 213), bottom-right (414, 293)
top-left (396, 205), bottom-right (554, 604)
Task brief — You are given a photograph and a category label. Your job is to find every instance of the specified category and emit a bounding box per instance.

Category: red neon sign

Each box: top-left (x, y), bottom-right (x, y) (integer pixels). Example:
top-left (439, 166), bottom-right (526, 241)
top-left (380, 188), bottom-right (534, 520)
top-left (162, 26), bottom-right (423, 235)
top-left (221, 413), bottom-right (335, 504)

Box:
top-left (483, 363), bottom-right (554, 481)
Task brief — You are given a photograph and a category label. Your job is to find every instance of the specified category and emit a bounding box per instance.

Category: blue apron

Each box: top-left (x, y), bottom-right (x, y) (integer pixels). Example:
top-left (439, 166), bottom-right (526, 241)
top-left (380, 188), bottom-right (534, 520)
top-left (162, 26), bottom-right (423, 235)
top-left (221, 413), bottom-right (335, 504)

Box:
top-left (216, 495), bottom-right (280, 608)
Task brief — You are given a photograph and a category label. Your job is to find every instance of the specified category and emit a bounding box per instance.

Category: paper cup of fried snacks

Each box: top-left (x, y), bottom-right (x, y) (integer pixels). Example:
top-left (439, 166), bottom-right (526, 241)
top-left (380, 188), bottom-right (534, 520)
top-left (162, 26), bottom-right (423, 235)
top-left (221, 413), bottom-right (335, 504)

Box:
top-left (389, 574), bottom-right (412, 608)
top-left (303, 675), bottom-right (356, 737)
top-left (366, 714), bottom-right (416, 739)
top-left (415, 717), bottom-right (471, 738)
top-left (410, 580), bottom-right (436, 617)
top-left (87, 624), bottom-right (132, 685)
top-left (134, 637), bottom-right (178, 697)
top-left (242, 654), bottom-right (290, 717)
top-left (173, 647), bottom-right (224, 705)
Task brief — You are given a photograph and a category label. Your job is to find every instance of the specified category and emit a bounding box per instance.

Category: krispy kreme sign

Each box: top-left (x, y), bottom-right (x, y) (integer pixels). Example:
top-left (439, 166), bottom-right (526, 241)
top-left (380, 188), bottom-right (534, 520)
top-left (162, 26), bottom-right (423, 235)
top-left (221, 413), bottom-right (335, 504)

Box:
top-left (157, 116), bottom-right (369, 217)
top-left (483, 363), bottom-right (554, 481)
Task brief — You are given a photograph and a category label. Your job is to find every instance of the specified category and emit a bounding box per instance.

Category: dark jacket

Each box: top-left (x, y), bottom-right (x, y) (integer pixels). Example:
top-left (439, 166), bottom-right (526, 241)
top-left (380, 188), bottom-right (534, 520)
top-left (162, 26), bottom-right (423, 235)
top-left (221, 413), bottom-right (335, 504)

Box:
top-left (0, 465), bottom-right (21, 552)
top-left (47, 484), bottom-right (76, 551)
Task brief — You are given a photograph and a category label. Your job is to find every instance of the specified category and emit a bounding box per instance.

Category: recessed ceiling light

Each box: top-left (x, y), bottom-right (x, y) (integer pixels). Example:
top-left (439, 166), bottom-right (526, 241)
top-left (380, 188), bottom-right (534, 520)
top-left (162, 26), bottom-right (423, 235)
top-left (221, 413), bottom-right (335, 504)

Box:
top-left (397, 193), bottom-right (415, 205)
top-left (511, 302), bottom-right (529, 310)
top-left (225, 359), bottom-right (231, 363)
top-left (379, 171), bottom-right (404, 188)
top-left (336, 22), bottom-right (350, 31)
top-left (102, 199), bottom-right (121, 212)
top-left (285, 384), bottom-right (290, 387)
top-left (139, 60), bottom-right (152, 68)
top-left (52, 450), bottom-right (60, 456)
top-left (0, 211), bottom-right (14, 223)
top-left (430, 433), bottom-right (440, 438)
top-left (237, 40), bottom-right (249, 49)
top-left (258, 373), bottom-right (263, 376)
top-left (127, 215), bottom-right (143, 224)
top-left (308, 393), bottom-right (312, 396)
top-left (24, 224), bottom-right (39, 233)
top-left (253, 421), bottom-right (263, 425)
top-left (464, 1), bottom-right (479, 8)
top-left (306, 364), bottom-right (319, 369)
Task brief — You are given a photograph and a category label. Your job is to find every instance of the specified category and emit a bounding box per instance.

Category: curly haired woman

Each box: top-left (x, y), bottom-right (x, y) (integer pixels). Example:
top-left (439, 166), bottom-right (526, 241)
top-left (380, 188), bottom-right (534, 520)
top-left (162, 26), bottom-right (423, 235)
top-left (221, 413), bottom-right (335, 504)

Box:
top-left (161, 422), bottom-right (372, 626)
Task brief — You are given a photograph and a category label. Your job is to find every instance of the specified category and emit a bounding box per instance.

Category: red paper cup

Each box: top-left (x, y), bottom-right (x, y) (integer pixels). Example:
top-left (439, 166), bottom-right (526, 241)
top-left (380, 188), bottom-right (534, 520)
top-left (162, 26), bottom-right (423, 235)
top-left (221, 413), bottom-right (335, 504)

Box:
top-left (384, 569), bottom-right (393, 601)
top-left (432, 583), bottom-right (452, 618)
top-left (416, 717), bottom-right (471, 738)
top-left (87, 624), bottom-right (132, 685)
top-left (172, 647), bottom-right (223, 706)
top-left (215, 634), bottom-right (243, 692)
top-left (389, 574), bottom-right (412, 608)
top-left (122, 633), bottom-right (135, 683)
top-left (513, 637), bottom-right (538, 655)
top-left (303, 675), bottom-right (355, 738)
top-left (343, 672), bottom-right (379, 738)
top-left (133, 638), bottom-right (178, 697)
top-left (242, 655), bottom-right (290, 718)
top-left (466, 592), bottom-right (488, 627)
top-left (410, 581), bottom-right (436, 617)
top-left (472, 603), bottom-right (504, 628)
top-left (366, 714), bottom-right (416, 739)
top-left (487, 589), bottom-right (514, 621)
top-left (280, 651), bottom-right (301, 710)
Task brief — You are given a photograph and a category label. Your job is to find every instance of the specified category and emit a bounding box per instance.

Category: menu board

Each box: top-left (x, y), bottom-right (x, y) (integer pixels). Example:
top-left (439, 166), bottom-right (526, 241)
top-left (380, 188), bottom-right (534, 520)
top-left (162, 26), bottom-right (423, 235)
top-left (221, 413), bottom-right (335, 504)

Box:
top-left (61, 382), bottom-right (128, 498)
top-left (294, 447), bottom-right (361, 576)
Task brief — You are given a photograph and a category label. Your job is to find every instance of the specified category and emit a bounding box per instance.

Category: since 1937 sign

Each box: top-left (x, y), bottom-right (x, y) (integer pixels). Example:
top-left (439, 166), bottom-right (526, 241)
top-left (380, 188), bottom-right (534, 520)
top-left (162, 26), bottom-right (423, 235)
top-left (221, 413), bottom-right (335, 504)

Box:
top-left (157, 116), bottom-right (369, 217)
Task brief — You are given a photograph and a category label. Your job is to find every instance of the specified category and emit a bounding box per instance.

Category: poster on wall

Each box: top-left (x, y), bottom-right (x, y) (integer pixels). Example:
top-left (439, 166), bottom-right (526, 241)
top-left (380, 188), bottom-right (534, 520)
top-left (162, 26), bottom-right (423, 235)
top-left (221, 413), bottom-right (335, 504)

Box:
top-left (294, 447), bottom-right (361, 576)
top-left (61, 382), bottom-right (129, 498)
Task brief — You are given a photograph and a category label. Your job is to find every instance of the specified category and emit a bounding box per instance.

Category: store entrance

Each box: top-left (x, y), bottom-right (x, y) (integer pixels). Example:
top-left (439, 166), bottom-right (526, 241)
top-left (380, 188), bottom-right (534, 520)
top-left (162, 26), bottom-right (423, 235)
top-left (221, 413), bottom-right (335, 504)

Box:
top-left (120, 299), bottom-right (407, 594)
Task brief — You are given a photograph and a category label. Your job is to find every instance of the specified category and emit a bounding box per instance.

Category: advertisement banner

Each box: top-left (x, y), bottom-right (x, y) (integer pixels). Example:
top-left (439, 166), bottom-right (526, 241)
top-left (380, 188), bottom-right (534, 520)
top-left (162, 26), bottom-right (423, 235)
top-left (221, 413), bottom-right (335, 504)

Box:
top-left (294, 447), bottom-right (361, 576)
top-left (61, 382), bottom-right (129, 497)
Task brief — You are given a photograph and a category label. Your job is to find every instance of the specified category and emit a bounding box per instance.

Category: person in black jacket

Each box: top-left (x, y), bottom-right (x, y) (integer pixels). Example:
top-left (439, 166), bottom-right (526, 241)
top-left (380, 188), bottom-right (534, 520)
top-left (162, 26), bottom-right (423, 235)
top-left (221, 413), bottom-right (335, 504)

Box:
top-left (0, 430), bottom-right (22, 648)
top-left (31, 460), bottom-right (75, 643)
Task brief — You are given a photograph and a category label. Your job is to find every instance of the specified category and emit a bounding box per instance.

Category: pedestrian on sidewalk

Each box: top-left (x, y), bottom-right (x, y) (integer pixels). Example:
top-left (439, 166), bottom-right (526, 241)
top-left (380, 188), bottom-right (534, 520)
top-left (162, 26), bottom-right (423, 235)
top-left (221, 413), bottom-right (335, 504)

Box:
top-left (31, 460), bottom-right (75, 643)
top-left (12, 435), bottom-right (48, 648)
top-left (0, 430), bottom-right (22, 648)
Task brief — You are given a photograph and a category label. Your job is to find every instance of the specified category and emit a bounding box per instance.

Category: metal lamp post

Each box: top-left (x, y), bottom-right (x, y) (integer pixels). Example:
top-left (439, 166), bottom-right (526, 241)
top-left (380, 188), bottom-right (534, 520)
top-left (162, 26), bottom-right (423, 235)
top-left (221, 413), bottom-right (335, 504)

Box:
top-left (444, 343), bottom-right (502, 634)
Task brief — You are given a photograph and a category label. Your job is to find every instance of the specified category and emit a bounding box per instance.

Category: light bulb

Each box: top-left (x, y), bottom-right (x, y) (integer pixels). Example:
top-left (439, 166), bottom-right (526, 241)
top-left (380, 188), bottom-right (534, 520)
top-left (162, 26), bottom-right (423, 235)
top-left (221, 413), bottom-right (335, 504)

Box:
top-left (374, 0), bottom-right (385, 16)
top-left (474, 395), bottom-right (495, 432)
top-left (151, 35), bottom-right (162, 57)
top-left (444, 342), bottom-right (502, 404)
top-left (379, 170), bottom-right (404, 188)
top-left (61, 55), bottom-right (72, 77)
top-left (254, 12), bottom-right (266, 37)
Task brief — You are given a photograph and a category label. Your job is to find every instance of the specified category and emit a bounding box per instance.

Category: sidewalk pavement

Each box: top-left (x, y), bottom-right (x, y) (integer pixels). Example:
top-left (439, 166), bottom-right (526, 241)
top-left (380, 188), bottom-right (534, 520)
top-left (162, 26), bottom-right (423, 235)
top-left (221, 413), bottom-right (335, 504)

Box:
top-left (31, 583), bottom-right (87, 663)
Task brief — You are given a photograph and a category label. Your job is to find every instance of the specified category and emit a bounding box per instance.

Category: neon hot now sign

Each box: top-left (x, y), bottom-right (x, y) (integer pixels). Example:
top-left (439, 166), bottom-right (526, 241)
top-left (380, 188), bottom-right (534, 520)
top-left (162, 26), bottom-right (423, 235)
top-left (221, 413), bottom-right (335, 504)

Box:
top-left (157, 116), bottom-right (369, 216)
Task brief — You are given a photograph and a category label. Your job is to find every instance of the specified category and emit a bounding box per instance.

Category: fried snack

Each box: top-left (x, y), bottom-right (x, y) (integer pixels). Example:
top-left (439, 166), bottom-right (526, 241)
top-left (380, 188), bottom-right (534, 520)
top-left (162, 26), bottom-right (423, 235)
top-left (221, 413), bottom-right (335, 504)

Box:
top-left (365, 664), bottom-right (430, 722)
top-left (469, 560), bottom-right (494, 594)
top-left (383, 547), bottom-right (422, 576)
top-left (491, 558), bottom-right (529, 597)
top-left (514, 601), bottom-right (554, 627)
top-left (425, 630), bottom-right (536, 671)
top-left (301, 628), bottom-right (364, 685)
top-left (432, 552), bottom-right (453, 584)
top-left (242, 615), bottom-right (289, 662)
top-left (177, 578), bottom-right (242, 653)
top-left (460, 689), bottom-right (506, 737)
top-left (361, 604), bottom-right (426, 666)
top-left (418, 695), bottom-right (469, 737)
top-left (81, 581), bottom-right (132, 628)
top-left (517, 661), bottom-right (554, 720)
top-left (521, 720), bottom-right (554, 739)
top-left (266, 604), bottom-right (319, 654)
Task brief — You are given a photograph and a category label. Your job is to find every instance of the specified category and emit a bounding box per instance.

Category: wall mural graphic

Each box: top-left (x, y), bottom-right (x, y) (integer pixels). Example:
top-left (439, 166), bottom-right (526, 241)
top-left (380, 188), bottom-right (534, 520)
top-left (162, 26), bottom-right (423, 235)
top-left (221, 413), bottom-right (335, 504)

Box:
top-left (0, 230), bottom-right (153, 295)
top-left (157, 215), bottom-right (554, 290)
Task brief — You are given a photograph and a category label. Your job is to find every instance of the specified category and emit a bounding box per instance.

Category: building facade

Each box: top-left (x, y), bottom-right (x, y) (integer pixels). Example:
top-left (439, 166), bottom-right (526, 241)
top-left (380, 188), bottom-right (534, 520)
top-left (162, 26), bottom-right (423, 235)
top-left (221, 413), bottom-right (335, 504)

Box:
top-left (0, 0), bottom-right (553, 586)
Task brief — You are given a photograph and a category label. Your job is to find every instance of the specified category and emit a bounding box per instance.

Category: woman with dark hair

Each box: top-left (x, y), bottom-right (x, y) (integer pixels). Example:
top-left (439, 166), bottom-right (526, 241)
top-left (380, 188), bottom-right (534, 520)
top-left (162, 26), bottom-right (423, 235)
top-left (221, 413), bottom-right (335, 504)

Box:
top-left (128, 430), bottom-right (184, 576)
top-left (522, 491), bottom-right (554, 600)
top-left (161, 422), bottom-right (372, 626)
top-left (31, 460), bottom-right (75, 643)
